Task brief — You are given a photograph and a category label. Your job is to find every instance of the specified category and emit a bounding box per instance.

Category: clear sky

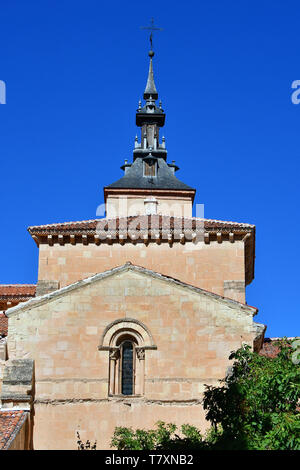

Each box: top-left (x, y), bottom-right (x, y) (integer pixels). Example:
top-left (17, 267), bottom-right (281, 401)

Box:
top-left (0, 0), bottom-right (299, 337)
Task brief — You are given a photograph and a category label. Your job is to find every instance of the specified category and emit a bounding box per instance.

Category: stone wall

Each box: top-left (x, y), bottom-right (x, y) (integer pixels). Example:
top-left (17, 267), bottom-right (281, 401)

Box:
top-left (6, 268), bottom-right (256, 449)
top-left (37, 240), bottom-right (246, 303)
top-left (106, 194), bottom-right (193, 218)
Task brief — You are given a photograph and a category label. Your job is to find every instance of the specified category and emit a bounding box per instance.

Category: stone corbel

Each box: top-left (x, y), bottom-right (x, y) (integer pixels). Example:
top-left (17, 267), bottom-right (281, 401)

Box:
top-left (119, 234), bottom-right (126, 246)
top-left (58, 234), bottom-right (64, 246)
top-left (47, 234), bottom-right (53, 246)
top-left (155, 233), bottom-right (161, 245)
top-left (204, 232), bottom-right (210, 244)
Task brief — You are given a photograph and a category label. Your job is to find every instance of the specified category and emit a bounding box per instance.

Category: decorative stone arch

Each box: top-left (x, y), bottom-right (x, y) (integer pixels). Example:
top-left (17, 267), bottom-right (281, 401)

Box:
top-left (99, 318), bottom-right (156, 350)
top-left (98, 318), bottom-right (157, 397)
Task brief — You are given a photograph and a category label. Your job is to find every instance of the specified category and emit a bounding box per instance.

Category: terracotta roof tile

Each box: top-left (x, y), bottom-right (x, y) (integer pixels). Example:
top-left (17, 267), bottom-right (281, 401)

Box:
top-left (28, 215), bottom-right (255, 234)
top-left (259, 338), bottom-right (296, 358)
top-left (0, 286), bottom-right (36, 316)
top-left (0, 410), bottom-right (27, 450)
top-left (0, 285), bottom-right (36, 297)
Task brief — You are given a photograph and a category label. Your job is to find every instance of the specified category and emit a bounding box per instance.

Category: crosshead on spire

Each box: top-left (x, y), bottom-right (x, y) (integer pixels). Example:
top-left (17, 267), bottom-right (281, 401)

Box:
top-left (140, 19), bottom-right (163, 101)
top-left (140, 18), bottom-right (163, 51)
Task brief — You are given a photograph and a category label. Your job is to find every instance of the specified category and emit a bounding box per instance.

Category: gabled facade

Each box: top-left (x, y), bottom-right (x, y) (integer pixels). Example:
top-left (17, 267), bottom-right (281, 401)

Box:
top-left (4, 263), bottom-right (262, 449)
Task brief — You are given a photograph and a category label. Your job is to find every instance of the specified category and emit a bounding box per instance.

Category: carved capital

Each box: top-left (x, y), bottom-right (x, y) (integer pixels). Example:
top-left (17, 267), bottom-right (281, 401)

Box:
top-left (109, 348), bottom-right (120, 361)
top-left (136, 348), bottom-right (145, 360)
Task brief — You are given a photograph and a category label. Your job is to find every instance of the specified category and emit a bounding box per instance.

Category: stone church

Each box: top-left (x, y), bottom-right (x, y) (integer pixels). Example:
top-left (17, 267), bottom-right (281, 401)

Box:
top-left (0, 48), bottom-right (266, 450)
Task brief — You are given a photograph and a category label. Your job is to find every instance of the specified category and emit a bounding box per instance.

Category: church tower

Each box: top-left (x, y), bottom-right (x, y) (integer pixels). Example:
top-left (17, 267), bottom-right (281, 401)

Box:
top-left (104, 49), bottom-right (195, 219)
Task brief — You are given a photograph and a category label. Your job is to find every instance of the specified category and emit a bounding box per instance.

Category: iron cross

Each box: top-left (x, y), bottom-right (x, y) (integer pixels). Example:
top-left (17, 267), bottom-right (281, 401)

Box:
top-left (140, 18), bottom-right (163, 50)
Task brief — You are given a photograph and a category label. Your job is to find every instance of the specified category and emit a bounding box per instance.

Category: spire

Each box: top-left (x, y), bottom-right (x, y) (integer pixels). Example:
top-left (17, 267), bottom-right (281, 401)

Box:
top-left (136, 49), bottom-right (165, 128)
top-left (144, 51), bottom-right (158, 100)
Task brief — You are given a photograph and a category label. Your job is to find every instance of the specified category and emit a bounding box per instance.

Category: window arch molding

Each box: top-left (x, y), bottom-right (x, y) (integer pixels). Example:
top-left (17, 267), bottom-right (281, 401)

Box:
top-left (98, 318), bottom-right (157, 350)
top-left (98, 318), bottom-right (157, 397)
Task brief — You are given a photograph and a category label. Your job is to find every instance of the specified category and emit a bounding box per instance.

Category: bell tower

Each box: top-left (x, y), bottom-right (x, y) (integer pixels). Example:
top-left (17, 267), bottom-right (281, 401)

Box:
top-left (104, 49), bottom-right (196, 218)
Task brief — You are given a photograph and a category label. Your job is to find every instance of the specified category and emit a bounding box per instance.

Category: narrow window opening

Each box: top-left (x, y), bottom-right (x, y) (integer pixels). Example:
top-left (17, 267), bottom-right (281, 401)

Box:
top-left (121, 340), bottom-right (134, 395)
top-left (143, 160), bottom-right (157, 177)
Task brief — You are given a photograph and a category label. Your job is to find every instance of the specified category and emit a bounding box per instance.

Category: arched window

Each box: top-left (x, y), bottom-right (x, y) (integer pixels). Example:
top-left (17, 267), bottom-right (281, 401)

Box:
top-left (113, 334), bottom-right (139, 396)
top-left (98, 318), bottom-right (157, 397)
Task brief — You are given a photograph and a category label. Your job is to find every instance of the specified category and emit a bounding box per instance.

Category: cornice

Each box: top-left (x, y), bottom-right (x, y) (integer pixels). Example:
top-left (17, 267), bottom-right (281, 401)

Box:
top-left (27, 216), bottom-right (255, 285)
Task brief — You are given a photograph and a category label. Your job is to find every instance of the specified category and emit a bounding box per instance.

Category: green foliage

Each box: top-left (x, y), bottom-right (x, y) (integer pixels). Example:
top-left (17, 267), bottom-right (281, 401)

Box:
top-left (111, 421), bottom-right (206, 450)
top-left (203, 341), bottom-right (300, 450)
top-left (110, 340), bottom-right (300, 450)
top-left (291, 339), bottom-right (300, 365)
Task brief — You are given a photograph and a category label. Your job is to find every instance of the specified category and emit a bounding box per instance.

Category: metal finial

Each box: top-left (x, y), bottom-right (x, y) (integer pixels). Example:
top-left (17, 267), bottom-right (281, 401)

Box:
top-left (140, 18), bottom-right (163, 51)
top-left (143, 54), bottom-right (158, 100)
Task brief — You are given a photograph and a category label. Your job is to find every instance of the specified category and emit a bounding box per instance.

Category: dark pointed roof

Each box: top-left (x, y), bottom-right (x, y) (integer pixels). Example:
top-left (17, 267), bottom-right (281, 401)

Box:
top-left (105, 157), bottom-right (195, 191)
top-left (143, 52), bottom-right (158, 100)
top-left (106, 47), bottom-right (195, 194)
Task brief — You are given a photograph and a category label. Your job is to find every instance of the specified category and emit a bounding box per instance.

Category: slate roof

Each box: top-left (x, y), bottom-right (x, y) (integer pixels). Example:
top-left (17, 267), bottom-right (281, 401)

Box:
top-left (105, 157), bottom-right (195, 191)
top-left (143, 55), bottom-right (158, 100)
top-left (0, 411), bottom-right (27, 450)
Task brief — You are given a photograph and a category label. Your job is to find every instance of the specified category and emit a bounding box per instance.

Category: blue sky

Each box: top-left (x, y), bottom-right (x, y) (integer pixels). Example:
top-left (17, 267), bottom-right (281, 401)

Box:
top-left (0, 0), bottom-right (299, 337)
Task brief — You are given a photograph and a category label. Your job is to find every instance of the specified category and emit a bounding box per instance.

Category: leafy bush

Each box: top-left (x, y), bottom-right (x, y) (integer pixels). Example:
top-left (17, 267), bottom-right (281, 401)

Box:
top-left (110, 340), bottom-right (300, 450)
top-left (203, 341), bottom-right (300, 450)
top-left (111, 421), bottom-right (206, 450)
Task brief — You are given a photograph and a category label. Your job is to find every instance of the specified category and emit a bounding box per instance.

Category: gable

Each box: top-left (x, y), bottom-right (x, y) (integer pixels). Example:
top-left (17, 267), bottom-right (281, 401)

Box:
top-left (5, 262), bottom-right (257, 320)
top-left (5, 262), bottom-right (260, 403)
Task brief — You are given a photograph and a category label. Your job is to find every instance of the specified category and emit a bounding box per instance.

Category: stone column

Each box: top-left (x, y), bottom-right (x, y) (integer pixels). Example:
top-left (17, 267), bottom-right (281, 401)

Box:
top-left (109, 348), bottom-right (120, 395)
top-left (136, 348), bottom-right (145, 395)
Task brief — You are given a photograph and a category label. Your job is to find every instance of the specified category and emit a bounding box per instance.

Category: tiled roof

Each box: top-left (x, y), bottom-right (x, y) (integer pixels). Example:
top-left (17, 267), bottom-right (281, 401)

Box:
top-left (0, 286), bottom-right (36, 317)
top-left (0, 313), bottom-right (8, 336)
top-left (28, 215), bottom-right (255, 233)
top-left (0, 410), bottom-right (27, 450)
top-left (259, 338), bottom-right (296, 358)
top-left (0, 285), bottom-right (36, 298)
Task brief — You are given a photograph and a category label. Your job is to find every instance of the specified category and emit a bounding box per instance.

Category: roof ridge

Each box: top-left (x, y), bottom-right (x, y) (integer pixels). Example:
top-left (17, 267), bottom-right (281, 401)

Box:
top-left (28, 215), bottom-right (255, 230)
top-left (6, 262), bottom-right (258, 318)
